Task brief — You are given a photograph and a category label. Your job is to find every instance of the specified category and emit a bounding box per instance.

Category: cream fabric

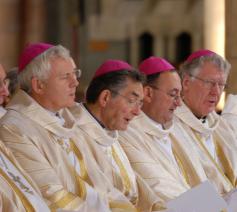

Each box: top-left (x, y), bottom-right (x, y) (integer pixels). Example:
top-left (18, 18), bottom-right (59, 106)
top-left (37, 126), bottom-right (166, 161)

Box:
top-left (69, 103), bottom-right (165, 212)
top-left (0, 89), bottom-right (134, 212)
top-left (0, 141), bottom-right (50, 212)
top-left (118, 112), bottom-right (191, 201)
top-left (0, 106), bottom-right (6, 118)
top-left (172, 102), bottom-right (237, 195)
top-left (222, 94), bottom-right (237, 142)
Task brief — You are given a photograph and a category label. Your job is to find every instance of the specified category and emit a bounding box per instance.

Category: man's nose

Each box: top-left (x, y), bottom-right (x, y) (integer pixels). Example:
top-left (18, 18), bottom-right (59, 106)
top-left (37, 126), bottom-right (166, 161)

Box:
top-left (132, 104), bottom-right (141, 116)
top-left (71, 75), bottom-right (79, 87)
top-left (174, 96), bottom-right (182, 107)
top-left (210, 82), bottom-right (222, 95)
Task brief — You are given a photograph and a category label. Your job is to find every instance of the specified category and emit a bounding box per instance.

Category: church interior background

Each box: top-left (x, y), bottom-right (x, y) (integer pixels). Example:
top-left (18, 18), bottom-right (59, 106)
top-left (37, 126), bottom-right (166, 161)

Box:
top-left (0, 0), bottom-right (236, 109)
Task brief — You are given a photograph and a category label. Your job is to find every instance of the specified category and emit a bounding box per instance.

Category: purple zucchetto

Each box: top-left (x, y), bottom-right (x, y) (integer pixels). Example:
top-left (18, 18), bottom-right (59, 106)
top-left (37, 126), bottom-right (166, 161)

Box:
top-left (93, 59), bottom-right (133, 78)
top-left (186, 49), bottom-right (215, 63)
top-left (139, 56), bottom-right (175, 75)
top-left (18, 42), bottom-right (54, 73)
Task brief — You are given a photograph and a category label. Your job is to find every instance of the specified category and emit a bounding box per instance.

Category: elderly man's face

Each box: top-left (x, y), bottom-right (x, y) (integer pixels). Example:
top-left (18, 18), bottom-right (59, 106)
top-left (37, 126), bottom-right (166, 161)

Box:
top-left (182, 62), bottom-right (227, 117)
top-left (144, 71), bottom-right (182, 124)
top-left (37, 57), bottom-right (79, 111)
top-left (0, 65), bottom-right (9, 105)
top-left (102, 79), bottom-right (144, 130)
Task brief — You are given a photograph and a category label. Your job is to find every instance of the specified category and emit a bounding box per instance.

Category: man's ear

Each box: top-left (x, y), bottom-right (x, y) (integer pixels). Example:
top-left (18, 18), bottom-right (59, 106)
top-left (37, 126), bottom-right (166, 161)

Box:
top-left (98, 89), bottom-right (111, 107)
top-left (143, 86), bottom-right (153, 103)
top-left (31, 77), bottom-right (45, 94)
top-left (182, 74), bottom-right (190, 92)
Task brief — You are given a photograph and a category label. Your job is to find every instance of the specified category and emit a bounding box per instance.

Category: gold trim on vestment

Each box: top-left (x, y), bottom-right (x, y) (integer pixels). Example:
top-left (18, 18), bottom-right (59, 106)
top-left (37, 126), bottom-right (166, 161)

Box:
top-left (170, 134), bottom-right (196, 186)
top-left (214, 134), bottom-right (236, 187)
top-left (172, 147), bottom-right (190, 186)
top-left (52, 138), bottom-right (88, 208)
top-left (69, 139), bottom-right (93, 186)
top-left (192, 131), bottom-right (234, 188)
top-left (109, 200), bottom-right (138, 212)
top-left (49, 190), bottom-right (78, 210)
top-left (151, 202), bottom-right (167, 211)
top-left (0, 167), bottom-right (35, 212)
top-left (68, 139), bottom-right (87, 199)
top-left (0, 146), bottom-right (36, 191)
top-left (111, 146), bottom-right (132, 197)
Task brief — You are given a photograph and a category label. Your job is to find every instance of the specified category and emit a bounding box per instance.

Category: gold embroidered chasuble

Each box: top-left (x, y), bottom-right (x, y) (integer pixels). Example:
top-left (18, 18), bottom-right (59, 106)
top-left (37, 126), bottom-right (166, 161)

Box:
top-left (172, 103), bottom-right (237, 195)
top-left (0, 141), bottom-right (50, 212)
top-left (0, 89), bottom-right (134, 212)
top-left (69, 103), bottom-right (165, 212)
top-left (118, 112), bottom-right (192, 201)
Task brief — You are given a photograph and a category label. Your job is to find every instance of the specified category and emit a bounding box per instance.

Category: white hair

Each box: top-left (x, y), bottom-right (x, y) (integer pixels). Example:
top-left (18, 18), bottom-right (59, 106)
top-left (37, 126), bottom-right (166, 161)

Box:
top-left (18, 45), bottom-right (71, 93)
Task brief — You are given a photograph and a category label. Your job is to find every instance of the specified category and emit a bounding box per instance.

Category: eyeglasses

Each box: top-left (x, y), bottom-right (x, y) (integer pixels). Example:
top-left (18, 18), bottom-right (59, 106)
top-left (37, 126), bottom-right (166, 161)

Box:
top-left (111, 90), bottom-right (143, 108)
top-left (58, 69), bottom-right (81, 80)
top-left (0, 78), bottom-right (10, 89)
top-left (149, 85), bottom-right (181, 101)
top-left (189, 74), bottom-right (227, 90)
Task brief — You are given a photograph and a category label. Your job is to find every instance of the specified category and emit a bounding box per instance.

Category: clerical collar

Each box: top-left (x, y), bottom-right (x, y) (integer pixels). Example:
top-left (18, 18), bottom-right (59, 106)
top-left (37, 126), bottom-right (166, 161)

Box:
top-left (193, 111), bottom-right (207, 123)
top-left (46, 109), bottom-right (58, 117)
top-left (46, 109), bottom-right (65, 126)
top-left (83, 103), bottom-right (106, 128)
top-left (200, 117), bottom-right (207, 124)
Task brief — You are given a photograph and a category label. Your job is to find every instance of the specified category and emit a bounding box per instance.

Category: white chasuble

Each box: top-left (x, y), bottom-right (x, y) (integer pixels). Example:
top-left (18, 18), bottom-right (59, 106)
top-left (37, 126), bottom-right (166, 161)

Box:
top-left (69, 103), bottom-right (165, 212)
top-left (172, 102), bottom-right (237, 195)
top-left (0, 90), bottom-right (111, 212)
top-left (119, 112), bottom-right (191, 201)
top-left (0, 141), bottom-right (50, 212)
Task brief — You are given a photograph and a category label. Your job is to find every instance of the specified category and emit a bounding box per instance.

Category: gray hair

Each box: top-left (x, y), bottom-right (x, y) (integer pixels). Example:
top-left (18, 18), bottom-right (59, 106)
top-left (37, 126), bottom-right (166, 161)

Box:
top-left (18, 45), bottom-right (71, 94)
top-left (179, 53), bottom-right (231, 80)
top-left (7, 67), bottom-right (19, 95)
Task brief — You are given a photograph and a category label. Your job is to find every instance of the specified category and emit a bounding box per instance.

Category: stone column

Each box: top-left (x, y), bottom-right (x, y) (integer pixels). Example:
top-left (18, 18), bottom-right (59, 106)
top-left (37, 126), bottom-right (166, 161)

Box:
top-left (204, 0), bottom-right (226, 110)
top-left (204, 0), bottom-right (225, 57)
top-left (0, 0), bottom-right (20, 69)
top-left (19, 0), bottom-right (46, 48)
top-left (226, 0), bottom-right (237, 93)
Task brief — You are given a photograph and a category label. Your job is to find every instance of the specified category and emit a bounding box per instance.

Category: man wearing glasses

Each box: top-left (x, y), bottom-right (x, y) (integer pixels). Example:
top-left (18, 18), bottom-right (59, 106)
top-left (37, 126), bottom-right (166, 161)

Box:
top-left (0, 43), bottom-right (139, 212)
top-left (119, 56), bottom-right (208, 202)
top-left (69, 59), bottom-right (165, 211)
top-left (171, 49), bottom-right (237, 197)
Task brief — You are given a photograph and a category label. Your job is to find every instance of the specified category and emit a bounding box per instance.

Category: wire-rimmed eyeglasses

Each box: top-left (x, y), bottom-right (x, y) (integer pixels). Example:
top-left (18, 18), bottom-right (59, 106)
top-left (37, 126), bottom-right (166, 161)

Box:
top-left (58, 69), bottom-right (82, 80)
top-left (189, 74), bottom-right (227, 90)
top-left (149, 85), bottom-right (181, 101)
top-left (111, 90), bottom-right (143, 108)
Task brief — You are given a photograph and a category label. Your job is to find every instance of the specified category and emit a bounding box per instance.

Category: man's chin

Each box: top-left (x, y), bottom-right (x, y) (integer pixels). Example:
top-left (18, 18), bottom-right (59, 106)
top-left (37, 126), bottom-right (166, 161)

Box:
top-left (207, 107), bottom-right (216, 114)
top-left (66, 101), bottom-right (76, 108)
top-left (118, 124), bottom-right (128, 131)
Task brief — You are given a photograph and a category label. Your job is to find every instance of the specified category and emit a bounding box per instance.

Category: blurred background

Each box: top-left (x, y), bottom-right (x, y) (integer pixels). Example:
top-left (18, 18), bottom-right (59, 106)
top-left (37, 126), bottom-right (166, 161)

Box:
top-left (0, 0), bottom-right (236, 107)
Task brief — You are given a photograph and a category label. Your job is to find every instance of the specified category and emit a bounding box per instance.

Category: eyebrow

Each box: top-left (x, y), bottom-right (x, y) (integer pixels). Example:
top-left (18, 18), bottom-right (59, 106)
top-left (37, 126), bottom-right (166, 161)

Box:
top-left (131, 91), bottom-right (140, 98)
